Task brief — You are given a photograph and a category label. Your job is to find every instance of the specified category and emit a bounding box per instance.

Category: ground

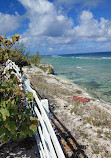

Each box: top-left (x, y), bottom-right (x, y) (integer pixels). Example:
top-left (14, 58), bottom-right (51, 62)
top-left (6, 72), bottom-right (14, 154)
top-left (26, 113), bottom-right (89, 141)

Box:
top-left (0, 137), bottom-right (39, 158)
top-left (22, 65), bottom-right (111, 158)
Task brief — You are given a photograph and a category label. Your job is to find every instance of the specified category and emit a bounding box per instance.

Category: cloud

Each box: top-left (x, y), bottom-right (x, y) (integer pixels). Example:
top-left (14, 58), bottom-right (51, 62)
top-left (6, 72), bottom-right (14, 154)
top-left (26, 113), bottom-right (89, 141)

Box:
top-left (18, 0), bottom-right (73, 37)
top-left (16, 0), bottom-right (111, 54)
top-left (0, 0), bottom-right (110, 55)
top-left (54, 0), bottom-right (104, 9)
top-left (17, 0), bottom-right (74, 53)
top-left (71, 10), bottom-right (111, 42)
top-left (41, 10), bottom-right (111, 45)
top-left (0, 12), bottom-right (23, 35)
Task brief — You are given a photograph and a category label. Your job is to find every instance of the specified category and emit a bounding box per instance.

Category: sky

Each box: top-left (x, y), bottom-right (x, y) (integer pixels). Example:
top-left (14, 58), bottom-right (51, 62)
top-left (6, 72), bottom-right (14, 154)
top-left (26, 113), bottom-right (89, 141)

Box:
top-left (0, 0), bottom-right (111, 55)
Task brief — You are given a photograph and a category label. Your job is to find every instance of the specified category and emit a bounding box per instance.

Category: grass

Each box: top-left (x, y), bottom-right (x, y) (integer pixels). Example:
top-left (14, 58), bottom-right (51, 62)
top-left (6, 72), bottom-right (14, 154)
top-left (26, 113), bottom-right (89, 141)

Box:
top-left (68, 95), bottom-right (111, 130)
top-left (37, 64), bottom-right (53, 74)
top-left (70, 100), bottom-right (83, 116)
top-left (92, 142), bottom-right (111, 158)
top-left (84, 106), bottom-right (111, 128)
top-left (97, 129), bottom-right (103, 138)
top-left (104, 131), bottom-right (111, 139)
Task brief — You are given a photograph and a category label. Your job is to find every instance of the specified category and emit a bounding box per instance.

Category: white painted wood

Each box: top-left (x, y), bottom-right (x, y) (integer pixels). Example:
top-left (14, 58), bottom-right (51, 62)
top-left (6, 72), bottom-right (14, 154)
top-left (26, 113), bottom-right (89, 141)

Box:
top-left (34, 105), bottom-right (57, 158)
top-left (26, 86), bottom-right (65, 158)
top-left (41, 99), bottom-right (50, 119)
top-left (4, 59), bottom-right (65, 158)
top-left (38, 126), bottom-right (50, 158)
top-left (39, 142), bottom-right (46, 158)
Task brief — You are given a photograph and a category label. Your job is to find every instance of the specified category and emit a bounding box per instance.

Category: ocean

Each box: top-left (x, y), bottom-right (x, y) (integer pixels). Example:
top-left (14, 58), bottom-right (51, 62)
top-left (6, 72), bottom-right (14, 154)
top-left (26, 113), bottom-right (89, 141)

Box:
top-left (41, 52), bottom-right (111, 103)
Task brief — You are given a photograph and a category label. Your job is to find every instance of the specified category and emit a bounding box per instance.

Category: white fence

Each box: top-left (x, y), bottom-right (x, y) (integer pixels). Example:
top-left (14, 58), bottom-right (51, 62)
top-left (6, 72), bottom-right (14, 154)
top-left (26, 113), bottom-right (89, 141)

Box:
top-left (4, 59), bottom-right (65, 158)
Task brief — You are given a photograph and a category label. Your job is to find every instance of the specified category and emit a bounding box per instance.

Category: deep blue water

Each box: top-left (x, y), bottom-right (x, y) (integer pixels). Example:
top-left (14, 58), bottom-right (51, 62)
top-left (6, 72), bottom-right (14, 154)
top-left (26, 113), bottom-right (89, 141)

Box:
top-left (41, 52), bottom-right (111, 103)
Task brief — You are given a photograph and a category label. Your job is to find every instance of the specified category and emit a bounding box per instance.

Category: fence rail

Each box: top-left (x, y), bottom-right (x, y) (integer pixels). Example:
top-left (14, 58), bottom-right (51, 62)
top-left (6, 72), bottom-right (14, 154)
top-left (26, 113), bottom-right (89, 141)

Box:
top-left (4, 59), bottom-right (65, 158)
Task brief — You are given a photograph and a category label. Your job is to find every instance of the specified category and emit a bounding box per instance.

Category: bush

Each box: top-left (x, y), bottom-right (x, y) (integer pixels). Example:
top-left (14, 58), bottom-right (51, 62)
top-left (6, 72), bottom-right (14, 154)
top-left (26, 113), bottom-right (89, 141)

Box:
top-left (9, 50), bottom-right (29, 67)
top-left (30, 51), bottom-right (41, 66)
top-left (0, 34), bottom-right (20, 64)
top-left (0, 35), bottom-right (29, 67)
top-left (0, 35), bottom-right (38, 147)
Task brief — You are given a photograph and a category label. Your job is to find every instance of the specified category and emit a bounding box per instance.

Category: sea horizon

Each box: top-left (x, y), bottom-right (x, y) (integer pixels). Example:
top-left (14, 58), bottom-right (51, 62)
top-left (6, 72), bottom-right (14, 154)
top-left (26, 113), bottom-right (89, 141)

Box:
top-left (41, 51), bottom-right (111, 57)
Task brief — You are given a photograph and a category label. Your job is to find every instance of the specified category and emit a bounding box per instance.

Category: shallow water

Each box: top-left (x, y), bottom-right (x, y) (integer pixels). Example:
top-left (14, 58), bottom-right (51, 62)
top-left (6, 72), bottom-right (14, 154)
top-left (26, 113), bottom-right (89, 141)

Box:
top-left (41, 52), bottom-right (111, 103)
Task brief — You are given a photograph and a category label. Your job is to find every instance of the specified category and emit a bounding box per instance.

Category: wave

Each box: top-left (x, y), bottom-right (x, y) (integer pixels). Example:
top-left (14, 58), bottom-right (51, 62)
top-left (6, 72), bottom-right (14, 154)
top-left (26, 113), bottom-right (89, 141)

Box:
top-left (71, 56), bottom-right (111, 60)
top-left (52, 55), bottom-right (111, 60)
top-left (52, 55), bottom-right (66, 58)
top-left (101, 57), bottom-right (111, 59)
top-left (52, 55), bottom-right (59, 58)
top-left (76, 66), bottom-right (82, 69)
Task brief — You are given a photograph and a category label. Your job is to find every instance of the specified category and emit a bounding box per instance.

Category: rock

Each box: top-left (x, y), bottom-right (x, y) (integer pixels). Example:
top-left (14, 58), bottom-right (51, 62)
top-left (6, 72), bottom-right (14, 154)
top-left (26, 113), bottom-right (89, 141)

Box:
top-left (37, 63), bottom-right (54, 74)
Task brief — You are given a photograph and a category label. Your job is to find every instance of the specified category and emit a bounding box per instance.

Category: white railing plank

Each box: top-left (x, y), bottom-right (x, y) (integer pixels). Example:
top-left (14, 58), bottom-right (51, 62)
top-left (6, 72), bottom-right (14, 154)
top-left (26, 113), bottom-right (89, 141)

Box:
top-left (38, 126), bottom-right (50, 158)
top-left (39, 142), bottom-right (46, 158)
top-left (3, 59), bottom-right (65, 158)
top-left (31, 90), bottom-right (65, 158)
top-left (34, 105), bottom-right (57, 158)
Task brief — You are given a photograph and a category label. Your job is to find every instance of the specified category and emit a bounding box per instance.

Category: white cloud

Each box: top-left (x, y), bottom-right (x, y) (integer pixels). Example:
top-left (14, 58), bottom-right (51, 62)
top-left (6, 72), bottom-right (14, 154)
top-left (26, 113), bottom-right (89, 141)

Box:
top-left (54, 0), bottom-right (104, 8)
top-left (18, 0), bottom-right (73, 37)
top-left (0, 0), bottom-right (111, 55)
top-left (16, 0), bottom-right (111, 54)
top-left (0, 12), bottom-right (23, 35)
top-left (71, 10), bottom-right (111, 42)
top-left (44, 10), bottom-right (111, 45)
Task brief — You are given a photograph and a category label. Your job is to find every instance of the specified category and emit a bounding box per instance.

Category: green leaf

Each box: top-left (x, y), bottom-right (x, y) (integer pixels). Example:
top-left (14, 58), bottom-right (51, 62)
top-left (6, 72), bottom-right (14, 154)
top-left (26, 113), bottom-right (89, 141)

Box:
top-left (30, 116), bottom-right (38, 125)
top-left (0, 126), bottom-right (6, 135)
top-left (19, 131), bottom-right (27, 139)
top-left (0, 101), bottom-right (6, 108)
top-left (29, 124), bottom-right (37, 133)
top-left (12, 35), bottom-right (16, 43)
top-left (27, 92), bottom-right (33, 101)
top-left (0, 108), bottom-right (10, 121)
top-left (11, 100), bottom-right (15, 105)
top-left (6, 100), bottom-right (11, 108)
top-left (18, 115), bottom-right (22, 119)
top-left (7, 40), bottom-right (12, 46)
top-left (9, 80), bottom-right (14, 86)
top-left (12, 133), bottom-right (18, 140)
top-left (28, 130), bottom-right (33, 137)
top-left (1, 82), bottom-right (9, 88)
top-left (2, 132), bottom-right (9, 142)
top-left (8, 121), bottom-right (16, 132)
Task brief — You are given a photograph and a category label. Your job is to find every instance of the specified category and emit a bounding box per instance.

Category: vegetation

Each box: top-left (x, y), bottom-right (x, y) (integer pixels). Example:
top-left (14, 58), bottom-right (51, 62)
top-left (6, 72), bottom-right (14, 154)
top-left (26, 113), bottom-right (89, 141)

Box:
top-left (0, 33), bottom-right (42, 68)
top-left (0, 35), bottom-right (29, 67)
top-left (30, 51), bottom-right (41, 66)
top-left (0, 34), bottom-right (19, 64)
top-left (9, 49), bottom-right (30, 67)
top-left (0, 35), bottom-right (38, 147)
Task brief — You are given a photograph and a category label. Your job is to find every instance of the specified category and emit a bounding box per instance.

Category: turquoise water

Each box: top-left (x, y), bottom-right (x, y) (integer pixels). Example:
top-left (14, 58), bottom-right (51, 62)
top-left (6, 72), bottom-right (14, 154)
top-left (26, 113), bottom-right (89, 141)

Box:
top-left (41, 52), bottom-right (111, 103)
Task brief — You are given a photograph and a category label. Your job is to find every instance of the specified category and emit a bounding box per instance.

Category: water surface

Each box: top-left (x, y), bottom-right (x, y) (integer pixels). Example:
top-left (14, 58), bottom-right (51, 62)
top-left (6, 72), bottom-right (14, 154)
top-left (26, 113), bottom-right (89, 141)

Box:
top-left (41, 52), bottom-right (111, 103)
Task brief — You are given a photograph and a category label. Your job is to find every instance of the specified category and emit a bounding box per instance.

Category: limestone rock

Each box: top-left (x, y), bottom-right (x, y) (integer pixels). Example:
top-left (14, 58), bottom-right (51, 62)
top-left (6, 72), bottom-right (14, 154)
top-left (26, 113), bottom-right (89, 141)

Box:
top-left (37, 63), bottom-right (54, 74)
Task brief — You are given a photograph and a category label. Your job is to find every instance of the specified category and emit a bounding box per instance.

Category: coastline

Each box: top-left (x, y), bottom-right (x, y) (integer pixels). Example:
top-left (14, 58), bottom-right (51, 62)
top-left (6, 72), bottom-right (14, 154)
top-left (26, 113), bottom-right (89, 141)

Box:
top-left (23, 65), bottom-right (111, 158)
top-left (41, 52), bottom-right (111, 104)
top-left (56, 74), bottom-right (111, 106)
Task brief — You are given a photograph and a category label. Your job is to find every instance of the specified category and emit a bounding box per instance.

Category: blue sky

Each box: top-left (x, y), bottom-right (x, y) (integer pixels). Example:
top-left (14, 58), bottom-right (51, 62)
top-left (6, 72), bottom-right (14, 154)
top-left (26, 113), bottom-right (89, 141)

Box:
top-left (0, 0), bottom-right (111, 55)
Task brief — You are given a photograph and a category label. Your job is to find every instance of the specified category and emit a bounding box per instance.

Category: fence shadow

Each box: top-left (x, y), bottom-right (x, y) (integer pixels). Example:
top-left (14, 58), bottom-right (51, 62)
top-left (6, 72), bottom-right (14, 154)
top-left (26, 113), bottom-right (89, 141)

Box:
top-left (50, 109), bottom-right (88, 158)
top-left (0, 137), bottom-right (39, 158)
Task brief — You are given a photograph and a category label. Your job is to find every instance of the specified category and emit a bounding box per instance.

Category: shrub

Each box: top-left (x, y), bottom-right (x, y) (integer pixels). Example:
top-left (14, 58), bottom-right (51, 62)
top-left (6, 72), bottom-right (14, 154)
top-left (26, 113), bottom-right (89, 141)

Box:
top-left (0, 35), bottom-right (29, 67)
top-left (0, 34), bottom-right (20, 64)
top-left (11, 41), bottom-right (30, 67)
top-left (9, 49), bottom-right (30, 67)
top-left (30, 51), bottom-right (41, 66)
top-left (0, 35), bottom-right (38, 147)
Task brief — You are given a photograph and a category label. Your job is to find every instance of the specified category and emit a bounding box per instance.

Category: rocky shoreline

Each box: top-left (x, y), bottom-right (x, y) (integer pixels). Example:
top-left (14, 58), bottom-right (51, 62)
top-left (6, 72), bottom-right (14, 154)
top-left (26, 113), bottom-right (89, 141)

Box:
top-left (22, 65), bottom-right (111, 158)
